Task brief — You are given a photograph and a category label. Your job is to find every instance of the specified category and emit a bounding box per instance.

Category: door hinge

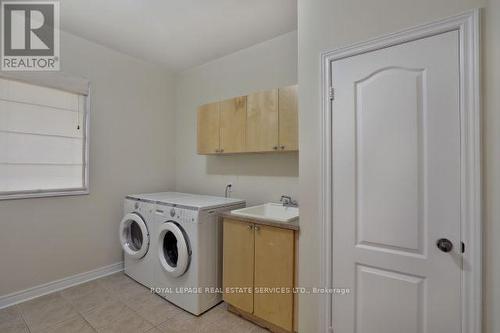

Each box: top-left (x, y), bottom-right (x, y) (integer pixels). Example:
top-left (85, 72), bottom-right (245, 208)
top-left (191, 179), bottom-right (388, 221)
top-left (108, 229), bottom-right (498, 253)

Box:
top-left (329, 87), bottom-right (335, 101)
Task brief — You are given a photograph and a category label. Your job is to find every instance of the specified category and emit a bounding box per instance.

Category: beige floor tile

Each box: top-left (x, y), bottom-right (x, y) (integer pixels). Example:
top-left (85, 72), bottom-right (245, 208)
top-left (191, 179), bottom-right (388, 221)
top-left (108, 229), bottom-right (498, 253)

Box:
top-left (117, 285), bottom-right (151, 303)
top-left (0, 305), bottom-right (22, 322)
top-left (145, 329), bottom-right (163, 333)
top-left (156, 303), bottom-right (266, 333)
top-left (156, 309), bottom-right (223, 333)
top-left (61, 280), bottom-right (103, 300)
top-left (61, 281), bottom-right (115, 312)
top-left (60, 281), bottom-right (102, 300)
top-left (37, 315), bottom-right (95, 333)
top-left (125, 292), bottom-right (180, 325)
top-left (80, 300), bottom-right (125, 328)
top-left (0, 320), bottom-right (30, 333)
top-left (96, 273), bottom-right (137, 290)
top-left (212, 310), bottom-right (263, 333)
top-left (18, 293), bottom-right (79, 332)
top-left (8, 277), bottom-right (265, 333)
top-left (82, 299), bottom-right (152, 333)
top-left (0, 306), bottom-right (29, 333)
top-left (96, 273), bottom-right (129, 291)
top-left (98, 273), bottom-right (148, 300)
top-left (198, 304), bottom-right (227, 324)
top-left (155, 310), bottom-right (202, 333)
top-left (196, 320), bottom-right (235, 333)
top-left (215, 302), bottom-right (228, 311)
top-left (248, 325), bottom-right (270, 333)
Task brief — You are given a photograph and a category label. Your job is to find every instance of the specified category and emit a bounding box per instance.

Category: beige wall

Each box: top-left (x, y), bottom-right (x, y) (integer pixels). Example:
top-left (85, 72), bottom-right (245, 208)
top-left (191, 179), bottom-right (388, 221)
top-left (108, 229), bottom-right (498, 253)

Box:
top-left (174, 31), bottom-right (298, 205)
top-left (0, 31), bottom-right (176, 296)
top-left (297, 0), bottom-right (499, 332)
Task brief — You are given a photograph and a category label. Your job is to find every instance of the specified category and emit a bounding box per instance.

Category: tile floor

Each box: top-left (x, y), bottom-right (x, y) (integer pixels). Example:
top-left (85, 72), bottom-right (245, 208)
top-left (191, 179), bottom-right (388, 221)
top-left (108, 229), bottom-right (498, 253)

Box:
top-left (0, 273), bottom-right (268, 333)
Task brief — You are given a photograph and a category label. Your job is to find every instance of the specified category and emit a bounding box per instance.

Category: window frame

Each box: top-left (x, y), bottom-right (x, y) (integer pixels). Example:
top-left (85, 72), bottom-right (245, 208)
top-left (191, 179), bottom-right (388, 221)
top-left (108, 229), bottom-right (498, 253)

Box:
top-left (0, 81), bottom-right (91, 200)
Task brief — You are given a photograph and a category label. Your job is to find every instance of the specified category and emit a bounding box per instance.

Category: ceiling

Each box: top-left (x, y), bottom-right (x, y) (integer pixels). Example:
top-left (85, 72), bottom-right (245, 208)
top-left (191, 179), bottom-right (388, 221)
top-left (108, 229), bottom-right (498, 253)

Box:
top-left (60, 0), bottom-right (297, 72)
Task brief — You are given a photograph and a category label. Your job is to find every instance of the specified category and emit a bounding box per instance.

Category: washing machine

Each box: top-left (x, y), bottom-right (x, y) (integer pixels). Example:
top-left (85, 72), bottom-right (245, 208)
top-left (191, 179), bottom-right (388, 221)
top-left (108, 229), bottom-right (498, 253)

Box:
top-left (152, 194), bottom-right (245, 315)
top-left (120, 192), bottom-right (193, 288)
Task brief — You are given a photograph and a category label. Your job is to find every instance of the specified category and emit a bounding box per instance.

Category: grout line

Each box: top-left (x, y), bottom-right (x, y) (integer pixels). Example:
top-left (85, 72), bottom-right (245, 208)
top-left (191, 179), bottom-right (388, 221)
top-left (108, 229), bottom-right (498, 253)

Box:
top-left (12, 272), bottom-right (260, 333)
top-left (79, 312), bottom-right (99, 333)
top-left (16, 279), bottom-right (109, 333)
top-left (15, 304), bottom-right (32, 333)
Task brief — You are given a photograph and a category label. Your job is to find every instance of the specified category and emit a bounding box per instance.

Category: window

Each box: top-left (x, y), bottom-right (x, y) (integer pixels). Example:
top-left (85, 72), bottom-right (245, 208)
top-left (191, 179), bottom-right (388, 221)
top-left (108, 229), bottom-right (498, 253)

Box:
top-left (0, 75), bottom-right (89, 199)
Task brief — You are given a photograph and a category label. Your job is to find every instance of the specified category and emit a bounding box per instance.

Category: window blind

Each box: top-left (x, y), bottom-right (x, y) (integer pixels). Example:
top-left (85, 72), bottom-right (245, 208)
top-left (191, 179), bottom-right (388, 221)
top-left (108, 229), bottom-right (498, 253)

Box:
top-left (0, 76), bottom-right (88, 196)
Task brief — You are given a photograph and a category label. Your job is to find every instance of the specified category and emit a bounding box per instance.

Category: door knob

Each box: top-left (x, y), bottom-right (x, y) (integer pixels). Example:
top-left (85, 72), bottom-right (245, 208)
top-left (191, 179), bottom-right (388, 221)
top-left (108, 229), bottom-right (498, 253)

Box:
top-left (436, 238), bottom-right (453, 253)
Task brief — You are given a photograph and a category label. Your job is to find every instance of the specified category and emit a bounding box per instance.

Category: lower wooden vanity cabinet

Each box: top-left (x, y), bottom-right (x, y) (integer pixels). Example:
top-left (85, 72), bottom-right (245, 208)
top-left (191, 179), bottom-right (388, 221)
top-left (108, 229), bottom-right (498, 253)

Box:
top-left (223, 218), bottom-right (296, 332)
top-left (222, 219), bottom-right (255, 313)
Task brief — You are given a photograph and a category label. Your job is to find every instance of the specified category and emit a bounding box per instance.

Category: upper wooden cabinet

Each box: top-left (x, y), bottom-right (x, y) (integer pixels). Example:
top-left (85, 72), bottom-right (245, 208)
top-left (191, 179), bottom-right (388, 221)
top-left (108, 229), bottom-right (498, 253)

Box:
top-left (197, 102), bottom-right (220, 154)
top-left (197, 85), bottom-right (298, 154)
top-left (278, 85), bottom-right (298, 151)
top-left (246, 89), bottom-right (279, 152)
top-left (197, 96), bottom-right (247, 154)
top-left (220, 96), bottom-right (247, 153)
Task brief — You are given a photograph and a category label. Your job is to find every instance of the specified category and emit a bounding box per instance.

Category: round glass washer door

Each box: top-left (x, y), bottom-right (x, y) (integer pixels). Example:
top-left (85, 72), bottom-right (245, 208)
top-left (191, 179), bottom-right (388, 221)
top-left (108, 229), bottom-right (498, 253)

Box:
top-left (119, 213), bottom-right (149, 259)
top-left (158, 222), bottom-right (190, 278)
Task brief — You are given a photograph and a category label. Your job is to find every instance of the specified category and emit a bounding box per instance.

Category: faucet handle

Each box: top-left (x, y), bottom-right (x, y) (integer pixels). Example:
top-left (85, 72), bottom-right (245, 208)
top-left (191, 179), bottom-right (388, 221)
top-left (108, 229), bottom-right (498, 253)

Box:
top-left (280, 195), bottom-right (298, 207)
top-left (280, 195), bottom-right (291, 203)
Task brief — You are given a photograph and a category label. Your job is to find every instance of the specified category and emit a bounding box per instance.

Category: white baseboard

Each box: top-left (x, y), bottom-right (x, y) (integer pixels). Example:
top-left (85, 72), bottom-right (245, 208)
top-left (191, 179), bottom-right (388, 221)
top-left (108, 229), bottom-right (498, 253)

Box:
top-left (0, 261), bottom-right (123, 309)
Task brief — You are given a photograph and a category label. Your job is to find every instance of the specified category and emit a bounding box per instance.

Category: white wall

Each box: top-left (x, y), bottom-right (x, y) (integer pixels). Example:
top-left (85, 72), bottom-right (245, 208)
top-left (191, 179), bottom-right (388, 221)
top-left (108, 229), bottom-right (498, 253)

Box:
top-left (0, 31), bottom-right (176, 296)
top-left (174, 31), bottom-right (298, 205)
top-left (297, 0), bottom-right (499, 332)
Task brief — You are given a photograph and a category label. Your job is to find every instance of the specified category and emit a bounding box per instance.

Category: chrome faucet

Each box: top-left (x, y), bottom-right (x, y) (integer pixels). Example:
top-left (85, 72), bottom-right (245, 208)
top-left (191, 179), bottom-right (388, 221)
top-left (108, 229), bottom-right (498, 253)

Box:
top-left (280, 195), bottom-right (298, 207)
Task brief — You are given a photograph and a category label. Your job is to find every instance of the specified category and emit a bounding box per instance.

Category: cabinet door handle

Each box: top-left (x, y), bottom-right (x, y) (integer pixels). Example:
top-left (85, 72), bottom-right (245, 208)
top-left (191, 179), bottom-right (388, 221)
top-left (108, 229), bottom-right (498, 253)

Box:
top-left (273, 146), bottom-right (278, 150)
top-left (254, 225), bottom-right (260, 231)
top-left (280, 145), bottom-right (285, 150)
top-left (247, 225), bottom-right (253, 230)
top-left (220, 148), bottom-right (224, 153)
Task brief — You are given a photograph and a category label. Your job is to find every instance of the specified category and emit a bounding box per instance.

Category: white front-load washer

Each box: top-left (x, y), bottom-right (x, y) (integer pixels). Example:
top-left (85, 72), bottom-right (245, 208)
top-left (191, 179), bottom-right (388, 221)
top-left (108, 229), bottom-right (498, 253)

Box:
top-left (152, 194), bottom-right (245, 315)
top-left (120, 197), bottom-right (155, 288)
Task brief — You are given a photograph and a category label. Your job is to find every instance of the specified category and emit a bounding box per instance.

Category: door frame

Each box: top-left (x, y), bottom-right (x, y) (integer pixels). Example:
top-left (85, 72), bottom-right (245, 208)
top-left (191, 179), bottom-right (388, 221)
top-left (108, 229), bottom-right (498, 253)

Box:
top-left (319, 10), bottom-right (481, 333)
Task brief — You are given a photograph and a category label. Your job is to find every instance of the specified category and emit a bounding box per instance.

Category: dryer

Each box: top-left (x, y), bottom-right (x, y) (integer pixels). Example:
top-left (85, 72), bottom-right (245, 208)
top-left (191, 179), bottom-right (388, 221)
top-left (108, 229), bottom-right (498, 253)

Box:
top-left (152, 194), bottom-right (245, 315)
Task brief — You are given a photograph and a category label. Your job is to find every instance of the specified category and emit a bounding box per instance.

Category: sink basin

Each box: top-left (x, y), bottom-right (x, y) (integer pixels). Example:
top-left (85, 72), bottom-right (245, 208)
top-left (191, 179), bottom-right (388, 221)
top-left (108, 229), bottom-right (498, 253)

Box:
top-left (231, 203), bottom-right (299, 223)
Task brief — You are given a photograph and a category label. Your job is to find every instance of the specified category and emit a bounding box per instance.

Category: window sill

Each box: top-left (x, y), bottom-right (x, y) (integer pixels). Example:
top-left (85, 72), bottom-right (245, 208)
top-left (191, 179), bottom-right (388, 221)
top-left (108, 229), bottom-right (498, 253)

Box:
top-left (0, 188), bottom-right (89, 200)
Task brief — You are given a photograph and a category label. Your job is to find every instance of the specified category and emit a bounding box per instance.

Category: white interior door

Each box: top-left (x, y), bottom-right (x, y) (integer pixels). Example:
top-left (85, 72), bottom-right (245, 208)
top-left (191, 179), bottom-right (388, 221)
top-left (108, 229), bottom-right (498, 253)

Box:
top-left (331, 30), bottom-right (461, 333)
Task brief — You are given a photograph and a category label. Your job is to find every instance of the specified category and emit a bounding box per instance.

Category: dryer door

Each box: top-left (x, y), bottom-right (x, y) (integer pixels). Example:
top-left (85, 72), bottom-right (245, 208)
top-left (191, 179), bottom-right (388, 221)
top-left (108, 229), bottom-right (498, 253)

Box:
top-left (119, 213), bottom-right (149, 259)
top-left (158, 222), bottom-right (190, 278)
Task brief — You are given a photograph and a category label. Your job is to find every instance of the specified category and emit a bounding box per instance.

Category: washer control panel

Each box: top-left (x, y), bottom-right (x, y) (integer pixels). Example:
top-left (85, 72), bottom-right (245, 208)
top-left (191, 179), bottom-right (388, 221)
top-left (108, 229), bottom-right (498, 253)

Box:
top-left (155, 206), bottom-right (197, 223)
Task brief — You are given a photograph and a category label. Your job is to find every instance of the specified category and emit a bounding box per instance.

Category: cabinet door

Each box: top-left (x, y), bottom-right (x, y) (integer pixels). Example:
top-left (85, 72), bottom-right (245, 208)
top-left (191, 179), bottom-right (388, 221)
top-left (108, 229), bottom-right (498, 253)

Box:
top-left (220, 96), bottom-right (246, 153)
top-left (246, 89), bottom-right (279, 152)
top-left (278, 85), bottom-right (298, 151)
top-left (197, 102), bottom-right (220, 154)
top-left (223, 219), bottom-right (255, 313)
top-left (254, 225), bottom-right (294, 331)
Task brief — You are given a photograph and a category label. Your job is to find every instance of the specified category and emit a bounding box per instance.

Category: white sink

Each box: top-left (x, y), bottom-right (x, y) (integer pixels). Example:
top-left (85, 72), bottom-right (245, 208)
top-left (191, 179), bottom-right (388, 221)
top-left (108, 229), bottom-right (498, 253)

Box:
top-left (231, 203), bottom-right (299, 223)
